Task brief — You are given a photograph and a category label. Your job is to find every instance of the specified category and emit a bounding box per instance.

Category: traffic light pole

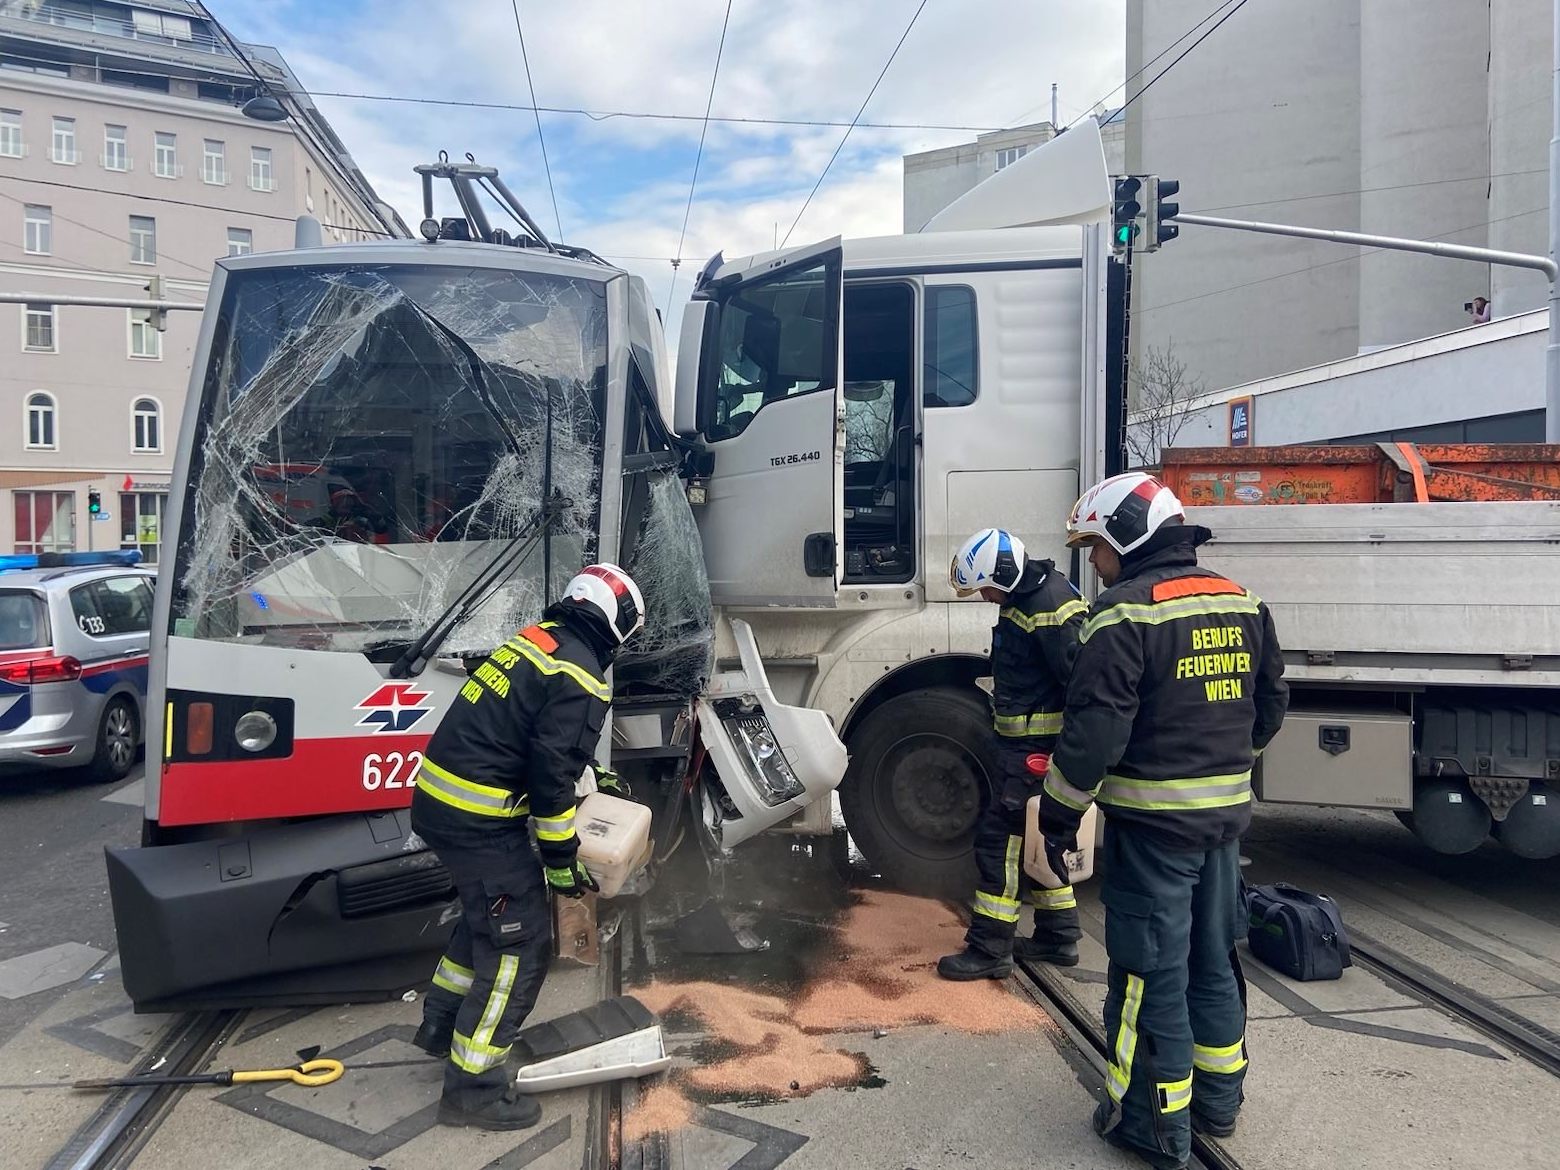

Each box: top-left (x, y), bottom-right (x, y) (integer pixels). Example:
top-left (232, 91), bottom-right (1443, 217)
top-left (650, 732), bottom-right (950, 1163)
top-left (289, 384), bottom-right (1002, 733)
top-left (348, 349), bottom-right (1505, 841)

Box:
top-left (1550, 0), bottom-right (1560, 441)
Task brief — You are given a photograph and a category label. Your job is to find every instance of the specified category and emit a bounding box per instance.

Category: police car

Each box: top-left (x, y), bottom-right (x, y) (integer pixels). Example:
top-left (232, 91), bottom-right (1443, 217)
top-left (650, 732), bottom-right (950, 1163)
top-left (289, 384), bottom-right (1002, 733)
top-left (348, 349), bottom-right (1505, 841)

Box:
top-left (0, 551), bottom-right (154, 782)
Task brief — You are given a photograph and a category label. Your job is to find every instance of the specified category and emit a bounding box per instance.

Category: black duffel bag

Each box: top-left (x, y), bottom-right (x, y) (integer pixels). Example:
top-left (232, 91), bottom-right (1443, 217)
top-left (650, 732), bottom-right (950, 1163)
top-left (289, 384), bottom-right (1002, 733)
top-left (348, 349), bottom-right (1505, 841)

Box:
top-left (1244, 882), bottom-right (1352, 981)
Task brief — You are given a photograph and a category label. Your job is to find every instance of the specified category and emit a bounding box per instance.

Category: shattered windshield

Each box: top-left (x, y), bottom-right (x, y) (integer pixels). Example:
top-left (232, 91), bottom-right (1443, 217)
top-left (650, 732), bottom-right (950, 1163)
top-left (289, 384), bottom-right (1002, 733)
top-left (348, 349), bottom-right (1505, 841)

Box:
top-left (169, 263), bottom-right (607, 655)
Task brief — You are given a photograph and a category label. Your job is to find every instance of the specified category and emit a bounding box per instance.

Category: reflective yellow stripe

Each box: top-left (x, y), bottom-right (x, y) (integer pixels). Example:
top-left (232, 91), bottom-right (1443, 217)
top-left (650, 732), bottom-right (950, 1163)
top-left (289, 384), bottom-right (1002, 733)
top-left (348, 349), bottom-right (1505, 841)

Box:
top-left (1098, 771), bottom-right (1252, 812)
top-left (164, 701), bottom-right (173, 758)
top-left (1030, 884), bottom-right (1077, 911)
top-left (1043, 763), bottom-right (1097, 812)
top-left (507, 636), bottom-right (610, 700)
top-left (972, 891), bottom-right (1022, 922)
top-left (1003, 833), bottom-right (1021, 899)
top-left (449, 1031), bottom-right (511, 1074)
top-left (533, 806), bottom-right (577, 842)
top-left (417, 758), bottom-right (528, 818)
top-left (994, 710), bottom-right (1065, 737)
top-left (1194, 1039), bottom-right (1249, 1075)
top-left (1000, 597), bottom-right (1088, 632)
top-left (1157, 1074), bottom-right (1193, 1114)
top-left (1107, 973), bottom-right (1144, 1104)
top-left (432, 956), bottom-right (474, 995)
top-left (1082, 591), bottom-right (1261, 644)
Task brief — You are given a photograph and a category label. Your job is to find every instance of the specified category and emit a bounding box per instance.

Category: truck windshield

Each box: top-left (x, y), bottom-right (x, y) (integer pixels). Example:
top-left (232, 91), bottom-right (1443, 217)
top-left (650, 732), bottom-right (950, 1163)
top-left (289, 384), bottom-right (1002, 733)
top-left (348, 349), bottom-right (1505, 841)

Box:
top-left (168, 263), bottom-right (607, 655)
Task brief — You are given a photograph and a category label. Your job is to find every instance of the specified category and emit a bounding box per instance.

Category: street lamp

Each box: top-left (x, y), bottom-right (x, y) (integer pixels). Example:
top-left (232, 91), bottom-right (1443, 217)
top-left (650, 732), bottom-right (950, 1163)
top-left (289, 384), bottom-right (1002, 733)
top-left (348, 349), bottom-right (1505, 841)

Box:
top-left (240, 94), bottom-right (289, 122)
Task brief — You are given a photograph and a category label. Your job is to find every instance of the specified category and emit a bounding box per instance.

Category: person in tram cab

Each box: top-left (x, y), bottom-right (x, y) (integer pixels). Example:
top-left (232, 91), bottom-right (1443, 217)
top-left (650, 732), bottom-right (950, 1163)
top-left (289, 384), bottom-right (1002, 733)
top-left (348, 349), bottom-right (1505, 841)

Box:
top-left (1039, 473), bottom-right (1288, 1170)
top-left (937, 527), bottom-right (1088, 982)
top-left (408, 563), bottom-right (646, 1131)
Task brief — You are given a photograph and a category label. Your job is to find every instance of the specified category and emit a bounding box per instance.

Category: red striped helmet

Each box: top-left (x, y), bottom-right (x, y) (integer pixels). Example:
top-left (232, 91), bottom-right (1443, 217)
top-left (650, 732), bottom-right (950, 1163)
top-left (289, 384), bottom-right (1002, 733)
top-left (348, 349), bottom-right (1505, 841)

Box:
top-left (563, 563), bottom-right (645, 644)
top-left (1066, 472), bottom-right (1185, 555)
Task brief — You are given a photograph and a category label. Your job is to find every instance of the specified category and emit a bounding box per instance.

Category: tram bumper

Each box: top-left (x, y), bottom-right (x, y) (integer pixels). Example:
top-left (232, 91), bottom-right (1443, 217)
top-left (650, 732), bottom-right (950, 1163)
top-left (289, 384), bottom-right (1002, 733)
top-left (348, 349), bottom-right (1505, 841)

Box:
top-left (107, 809), bottom-right (455, 1012)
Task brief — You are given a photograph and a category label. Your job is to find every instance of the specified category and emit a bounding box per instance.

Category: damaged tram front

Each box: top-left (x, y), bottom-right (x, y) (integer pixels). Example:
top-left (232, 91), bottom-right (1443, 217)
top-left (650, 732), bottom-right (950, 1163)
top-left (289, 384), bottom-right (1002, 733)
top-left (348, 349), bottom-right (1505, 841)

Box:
top-left (107, 228), bottom-right (844, 1011)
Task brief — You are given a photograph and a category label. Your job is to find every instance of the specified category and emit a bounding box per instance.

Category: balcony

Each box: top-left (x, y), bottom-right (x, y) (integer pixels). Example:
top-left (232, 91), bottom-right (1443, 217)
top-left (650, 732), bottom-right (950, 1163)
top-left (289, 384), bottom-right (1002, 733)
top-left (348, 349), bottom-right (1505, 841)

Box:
top-left (101, 152), bottom-right (132, 171)
top-left (248, 173), bottom-right (275, 193)
top-left (201, 166), bottom-right (228, 186)
top-left (51, 146), bottom-right (79, 164)
top-left (151, 159), bottom-right (183, 179)
top-left (7, 3), bottom-right (234, 58)
top-left (0, 142), bottom-right (28, 159)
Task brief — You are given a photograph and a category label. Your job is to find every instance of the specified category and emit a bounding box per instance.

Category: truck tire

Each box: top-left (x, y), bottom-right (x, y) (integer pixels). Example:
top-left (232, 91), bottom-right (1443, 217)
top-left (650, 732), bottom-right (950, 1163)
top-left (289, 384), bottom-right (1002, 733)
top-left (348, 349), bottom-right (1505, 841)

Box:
top-left (839, 688), bottom-right (995, 897)
top-left (85, 697), bottom-right (139, 785)
top-left (1409, 775), bottom-right (1490, 855)
top-left (1493, 783), bottom-right (1560, 859)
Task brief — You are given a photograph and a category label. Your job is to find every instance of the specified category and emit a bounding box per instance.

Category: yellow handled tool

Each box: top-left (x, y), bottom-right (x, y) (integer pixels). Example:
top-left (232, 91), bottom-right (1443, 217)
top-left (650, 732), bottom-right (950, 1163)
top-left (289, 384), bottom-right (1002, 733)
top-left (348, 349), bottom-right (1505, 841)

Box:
top-left (73, 1058), bottom-right (344, 1091)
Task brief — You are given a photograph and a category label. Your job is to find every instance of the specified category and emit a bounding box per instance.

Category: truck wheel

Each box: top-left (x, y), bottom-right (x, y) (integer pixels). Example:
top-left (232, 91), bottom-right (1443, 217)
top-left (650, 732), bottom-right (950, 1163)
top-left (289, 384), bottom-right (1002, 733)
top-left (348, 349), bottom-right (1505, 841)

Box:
top-left (1493, 783), bottom-right (1560, 859)
top-left (839, 688), bottom-right (994, 897)
top-left (85, 697), bottom-right (138, 785)
top-left (1409, 775), bottom-right (1490, 855)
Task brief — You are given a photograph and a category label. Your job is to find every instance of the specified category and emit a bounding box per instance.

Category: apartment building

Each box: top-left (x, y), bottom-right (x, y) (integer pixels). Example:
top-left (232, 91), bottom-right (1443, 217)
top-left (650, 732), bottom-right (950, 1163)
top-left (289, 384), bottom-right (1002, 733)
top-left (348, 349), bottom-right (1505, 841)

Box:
top-left (0, 0), bottom-right (404, 561)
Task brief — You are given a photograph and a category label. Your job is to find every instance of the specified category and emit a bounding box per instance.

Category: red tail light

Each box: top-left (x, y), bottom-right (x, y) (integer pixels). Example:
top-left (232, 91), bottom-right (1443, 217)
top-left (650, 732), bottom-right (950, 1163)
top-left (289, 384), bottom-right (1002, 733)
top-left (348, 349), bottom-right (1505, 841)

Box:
top-left (0, 654), bottom-right (83, 685)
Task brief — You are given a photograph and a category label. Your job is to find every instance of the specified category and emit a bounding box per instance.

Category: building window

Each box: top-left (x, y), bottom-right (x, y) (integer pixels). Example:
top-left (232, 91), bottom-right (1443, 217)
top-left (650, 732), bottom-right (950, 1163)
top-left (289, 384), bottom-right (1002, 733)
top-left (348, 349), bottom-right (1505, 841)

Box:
top-left (13, 490), bottom-right (75, 555)
top-left (120, 491), bottom-right (166, 563)
top-left (131, 9), bottom-right (194, 44)
top-left (132, 398), bottom-right (161, 451)
top-left (103, 124), bottom-right (128, 170)
top-left (202, 139), bottom-right (225, 185)
top-left (0, 109), bottom-right (22, 158)
top-left (154, 131), bottom-right (178, 177)
top-left (23, 204), bottom-right (51, 254)
top-left (24, 304), bottom-right (56, 352)
top-left (995, 144), bottom-right (1030, 171)
top-left (51, 116), bottom-right (76, 164)
top-left (129, 315), bottom-right (160, 360)
top-left (25, 391), bottom-right (57, 450)
top-left (129, 215), bottom-right (156, 264)
top-left (226, 226), bottom-right (253, 256)
top-left (249, 146), bottom-right (274, 191)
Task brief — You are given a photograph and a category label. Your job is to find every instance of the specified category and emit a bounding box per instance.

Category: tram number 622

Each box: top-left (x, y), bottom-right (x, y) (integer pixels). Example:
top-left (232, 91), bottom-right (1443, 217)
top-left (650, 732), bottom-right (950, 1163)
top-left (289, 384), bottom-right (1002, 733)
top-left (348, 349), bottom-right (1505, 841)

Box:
top-left (363, 751), bottom-right (423, 791)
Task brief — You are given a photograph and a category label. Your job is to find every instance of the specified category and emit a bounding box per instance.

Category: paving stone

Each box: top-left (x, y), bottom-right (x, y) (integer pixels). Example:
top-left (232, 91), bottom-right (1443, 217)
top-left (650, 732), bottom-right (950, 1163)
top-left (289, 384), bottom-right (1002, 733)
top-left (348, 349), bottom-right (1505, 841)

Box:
top-left (0, 943), bottom-right (106, 1000)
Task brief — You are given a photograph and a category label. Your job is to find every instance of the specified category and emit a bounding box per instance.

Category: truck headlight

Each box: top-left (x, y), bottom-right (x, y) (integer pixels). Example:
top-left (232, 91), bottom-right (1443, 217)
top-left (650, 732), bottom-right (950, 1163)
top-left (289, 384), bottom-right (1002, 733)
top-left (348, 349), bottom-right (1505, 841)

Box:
top-left (722, 712), bottom-right (805, 806)
top-left (235, 710), bottom-right (278, 753)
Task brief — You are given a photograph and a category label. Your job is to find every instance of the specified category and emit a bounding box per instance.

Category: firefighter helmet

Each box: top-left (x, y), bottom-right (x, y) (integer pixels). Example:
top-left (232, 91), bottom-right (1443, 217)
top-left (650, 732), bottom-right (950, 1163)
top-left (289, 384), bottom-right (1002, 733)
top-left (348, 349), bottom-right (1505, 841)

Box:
top-left (949, 528), bottom-right (1026, 598)
top-left (1065, 472), bottom-right (1185, 555)
top-left (562, 563), bottom-right (645, 644)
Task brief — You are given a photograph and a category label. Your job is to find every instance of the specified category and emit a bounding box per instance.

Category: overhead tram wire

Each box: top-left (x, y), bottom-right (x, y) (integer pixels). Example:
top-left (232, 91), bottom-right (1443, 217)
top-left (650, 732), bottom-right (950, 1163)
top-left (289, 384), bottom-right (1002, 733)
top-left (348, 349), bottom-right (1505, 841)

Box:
top-left (1104, 0), bottom-right (1255, 125)
top-left (781, 0), bottom-right (929, 248)
top-left (668, 0), bottom-right (734, 309)
top-left (509, 0), bottom-right (563, 241)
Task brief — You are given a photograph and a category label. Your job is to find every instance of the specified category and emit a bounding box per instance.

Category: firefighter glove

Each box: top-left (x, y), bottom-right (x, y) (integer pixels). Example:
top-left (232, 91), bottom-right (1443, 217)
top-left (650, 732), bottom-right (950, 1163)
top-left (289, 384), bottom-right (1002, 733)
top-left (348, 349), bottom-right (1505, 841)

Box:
top-left (592, 764), bottom-right (629, 797)
top-left (545, 859), bottom-right (599, 899)
top-left (1044, 834), bottom-right (1078, 888)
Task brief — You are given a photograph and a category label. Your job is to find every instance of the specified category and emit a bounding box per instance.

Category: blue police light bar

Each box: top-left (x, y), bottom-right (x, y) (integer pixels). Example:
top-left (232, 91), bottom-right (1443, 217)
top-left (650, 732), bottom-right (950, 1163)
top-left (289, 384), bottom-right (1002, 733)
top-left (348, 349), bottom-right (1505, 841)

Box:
top-left (0, 549), bottom-right (142, 572)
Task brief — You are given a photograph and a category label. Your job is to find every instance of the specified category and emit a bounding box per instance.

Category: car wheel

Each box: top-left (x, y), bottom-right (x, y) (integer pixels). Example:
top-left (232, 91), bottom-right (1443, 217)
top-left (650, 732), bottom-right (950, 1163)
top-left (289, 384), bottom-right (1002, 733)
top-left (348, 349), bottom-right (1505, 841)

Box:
top-left (86, 697), bottom-right (138, 784)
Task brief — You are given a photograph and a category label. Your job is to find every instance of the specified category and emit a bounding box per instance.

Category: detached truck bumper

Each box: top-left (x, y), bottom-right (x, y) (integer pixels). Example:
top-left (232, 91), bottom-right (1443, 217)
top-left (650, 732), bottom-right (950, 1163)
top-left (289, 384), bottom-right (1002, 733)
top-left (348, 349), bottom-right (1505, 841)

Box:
top-left (107, 808), bottom-right (456, 1012)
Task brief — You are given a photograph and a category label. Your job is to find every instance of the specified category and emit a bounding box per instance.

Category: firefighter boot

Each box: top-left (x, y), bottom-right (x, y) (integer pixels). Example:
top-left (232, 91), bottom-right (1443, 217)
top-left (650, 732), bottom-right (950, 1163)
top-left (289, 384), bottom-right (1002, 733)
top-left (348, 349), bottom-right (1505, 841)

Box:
top-left (1013, 935), bottom-right (1080, 966)
top-left (412, 1019), bottom-right (453, 1059)
top-left (438, 1088), bottom-right (542, 1131)
top-left (937, 947), bottom-right (1013, 981)
top-left (1092, 1099), bottom-right (1188, 1170)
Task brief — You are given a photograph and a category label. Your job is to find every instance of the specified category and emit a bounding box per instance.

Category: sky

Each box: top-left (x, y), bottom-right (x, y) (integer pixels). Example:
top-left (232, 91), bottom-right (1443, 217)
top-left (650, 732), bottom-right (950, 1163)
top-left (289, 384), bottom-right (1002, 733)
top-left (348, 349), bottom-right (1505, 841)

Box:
top-left (217, 0), bottom-right (1124, 326)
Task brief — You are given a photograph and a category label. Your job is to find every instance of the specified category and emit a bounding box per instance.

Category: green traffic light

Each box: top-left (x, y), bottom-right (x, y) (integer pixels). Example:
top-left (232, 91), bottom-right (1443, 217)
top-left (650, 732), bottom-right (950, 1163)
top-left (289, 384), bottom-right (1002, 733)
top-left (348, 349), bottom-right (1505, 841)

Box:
top-left (1116, 225), bottom-right (1132, 244)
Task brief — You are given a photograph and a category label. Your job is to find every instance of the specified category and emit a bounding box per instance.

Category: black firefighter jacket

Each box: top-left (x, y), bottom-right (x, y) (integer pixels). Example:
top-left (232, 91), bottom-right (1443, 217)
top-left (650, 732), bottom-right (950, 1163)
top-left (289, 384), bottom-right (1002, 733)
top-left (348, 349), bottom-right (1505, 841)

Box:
top-left (411, 616), bottom-right (611, 865)
top-left (1040, 536), bottom-right (1289, 853)
top-left (990, 559), bottom-right (1087, 751)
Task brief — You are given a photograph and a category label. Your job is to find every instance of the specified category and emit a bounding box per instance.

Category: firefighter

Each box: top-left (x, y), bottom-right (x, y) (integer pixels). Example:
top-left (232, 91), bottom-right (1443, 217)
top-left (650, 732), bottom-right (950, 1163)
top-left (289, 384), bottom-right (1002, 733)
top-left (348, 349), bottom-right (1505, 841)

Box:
top-left (1039, 473), bottom-right (1287, 1170)
top-left (408, 563), bottom-right (645, 1131)
top-left (937, 528), bottom-right (1089, 981)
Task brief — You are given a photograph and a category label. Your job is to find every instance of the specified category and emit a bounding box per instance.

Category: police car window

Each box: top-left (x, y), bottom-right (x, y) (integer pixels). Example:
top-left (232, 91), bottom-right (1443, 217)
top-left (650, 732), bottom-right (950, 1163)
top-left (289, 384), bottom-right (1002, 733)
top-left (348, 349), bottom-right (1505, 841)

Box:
top-left (706, 254), bottom-right (837, 441)
top-left (0, 591), bottom-right (47, 650)
top-left (70, 578), bottom-right (151, 638)
top-left (924, 285), bottom-right (978, 408)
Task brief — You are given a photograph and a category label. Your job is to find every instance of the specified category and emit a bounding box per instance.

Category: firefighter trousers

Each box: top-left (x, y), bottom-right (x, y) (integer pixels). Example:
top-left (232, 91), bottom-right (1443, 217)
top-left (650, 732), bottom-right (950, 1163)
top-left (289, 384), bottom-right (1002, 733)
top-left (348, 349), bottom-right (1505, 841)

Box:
top-left (419, 837), bottom-right (553, 1107)
top-left (1097, 821), bottom-right (1248, 1168)
top-left (964, 746), bottom-right (1081, 959)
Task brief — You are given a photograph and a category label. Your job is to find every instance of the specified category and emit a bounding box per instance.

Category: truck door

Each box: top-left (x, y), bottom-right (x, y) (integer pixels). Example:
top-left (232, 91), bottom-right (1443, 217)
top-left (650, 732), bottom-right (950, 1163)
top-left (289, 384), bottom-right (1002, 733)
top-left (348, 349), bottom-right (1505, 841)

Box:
top-left (684, 239), bottom-right (844, 607)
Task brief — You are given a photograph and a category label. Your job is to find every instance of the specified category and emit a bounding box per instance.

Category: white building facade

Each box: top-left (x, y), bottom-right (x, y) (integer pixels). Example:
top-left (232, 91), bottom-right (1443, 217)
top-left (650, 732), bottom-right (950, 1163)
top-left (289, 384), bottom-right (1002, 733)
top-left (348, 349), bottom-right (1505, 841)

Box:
top-left (0, 0), bottom-right (402, 561)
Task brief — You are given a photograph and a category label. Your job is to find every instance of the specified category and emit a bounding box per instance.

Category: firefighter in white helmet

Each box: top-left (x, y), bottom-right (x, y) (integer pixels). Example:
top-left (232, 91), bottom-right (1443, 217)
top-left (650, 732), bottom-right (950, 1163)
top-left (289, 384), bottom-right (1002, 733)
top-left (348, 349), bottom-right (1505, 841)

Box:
top-left (937, 527), bottom-right (1088, 981)
top-left (409, 564), bottom-right (645, 1132)
top-left (1040, 473), bottom-right (1287, 1169)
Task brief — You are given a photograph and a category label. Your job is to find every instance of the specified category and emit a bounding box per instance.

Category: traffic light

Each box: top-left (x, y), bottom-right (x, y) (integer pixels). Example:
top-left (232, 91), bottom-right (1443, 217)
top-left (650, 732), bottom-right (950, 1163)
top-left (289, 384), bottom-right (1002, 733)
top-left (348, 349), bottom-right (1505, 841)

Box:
top-left (134, 275), bottom-right (168, 333)
top-left (1112, 176), bottom-right (1142, 254)
top-left (1145, 177), bottom-right (1180, 252)
top-left (88, 490), bottom-right (102, 516)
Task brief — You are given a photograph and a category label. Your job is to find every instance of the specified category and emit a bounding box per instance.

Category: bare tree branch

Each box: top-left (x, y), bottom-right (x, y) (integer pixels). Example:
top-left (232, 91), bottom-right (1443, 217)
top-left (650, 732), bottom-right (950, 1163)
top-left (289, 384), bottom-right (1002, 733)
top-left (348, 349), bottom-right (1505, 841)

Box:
top-left (1124, 343), bottom-right (1206, 467)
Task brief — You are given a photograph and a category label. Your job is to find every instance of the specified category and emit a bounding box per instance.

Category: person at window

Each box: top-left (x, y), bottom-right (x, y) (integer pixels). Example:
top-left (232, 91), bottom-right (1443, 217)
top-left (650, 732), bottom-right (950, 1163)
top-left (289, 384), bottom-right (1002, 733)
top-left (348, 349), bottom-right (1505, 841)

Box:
top-left (1468, 296), bottom-right (1491, 324)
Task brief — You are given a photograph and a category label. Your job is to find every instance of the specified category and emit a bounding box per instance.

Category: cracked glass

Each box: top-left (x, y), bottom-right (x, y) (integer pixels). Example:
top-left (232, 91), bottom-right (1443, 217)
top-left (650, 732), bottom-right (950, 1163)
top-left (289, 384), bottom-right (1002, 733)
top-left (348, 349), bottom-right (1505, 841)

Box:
top-left (168, 263), bottom-right (608, 657)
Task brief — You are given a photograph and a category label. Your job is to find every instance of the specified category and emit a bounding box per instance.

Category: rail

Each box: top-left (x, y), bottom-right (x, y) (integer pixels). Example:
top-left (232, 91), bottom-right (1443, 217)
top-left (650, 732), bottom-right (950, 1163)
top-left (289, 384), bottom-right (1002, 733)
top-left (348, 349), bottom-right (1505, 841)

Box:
top-left (4, 4), bottom-right (235, 58)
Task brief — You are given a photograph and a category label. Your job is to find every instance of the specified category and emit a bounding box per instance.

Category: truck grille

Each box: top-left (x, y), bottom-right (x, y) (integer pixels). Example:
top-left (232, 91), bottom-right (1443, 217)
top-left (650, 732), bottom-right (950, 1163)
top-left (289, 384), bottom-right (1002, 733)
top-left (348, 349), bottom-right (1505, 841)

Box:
top-left (337, 851), bottom-right (454, 919)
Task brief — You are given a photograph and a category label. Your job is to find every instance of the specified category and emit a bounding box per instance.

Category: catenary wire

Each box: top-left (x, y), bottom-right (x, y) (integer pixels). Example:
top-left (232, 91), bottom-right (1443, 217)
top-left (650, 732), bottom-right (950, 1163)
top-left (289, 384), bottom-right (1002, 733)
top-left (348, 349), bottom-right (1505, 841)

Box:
top-left (508, 0), bottom-right (563, 240)
top-left (668, 0), bottom-right (734, 308)
top-left (781, 0), bottom-right (929, 247)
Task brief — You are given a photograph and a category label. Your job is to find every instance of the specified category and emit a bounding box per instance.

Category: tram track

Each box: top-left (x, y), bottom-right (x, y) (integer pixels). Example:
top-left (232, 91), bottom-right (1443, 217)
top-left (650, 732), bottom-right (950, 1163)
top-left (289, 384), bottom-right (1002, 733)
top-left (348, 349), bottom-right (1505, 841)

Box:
top-left (44, 1009), bottom-right (244, 1170)
top-left (1014, 955), bottom-right (1247, 1170)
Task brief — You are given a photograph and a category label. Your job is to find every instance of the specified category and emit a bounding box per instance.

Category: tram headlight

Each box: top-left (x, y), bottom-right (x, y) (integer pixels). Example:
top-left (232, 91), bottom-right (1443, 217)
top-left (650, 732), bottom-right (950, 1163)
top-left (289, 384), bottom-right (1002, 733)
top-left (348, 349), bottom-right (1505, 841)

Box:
top-left (235, 710), bottom-right (279, 753)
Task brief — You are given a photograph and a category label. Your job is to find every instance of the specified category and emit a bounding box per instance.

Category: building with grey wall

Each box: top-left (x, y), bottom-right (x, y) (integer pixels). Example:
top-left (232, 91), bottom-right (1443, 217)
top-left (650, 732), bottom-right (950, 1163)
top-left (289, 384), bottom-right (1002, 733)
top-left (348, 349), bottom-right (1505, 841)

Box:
top-left (1124, 0), bottom-right (1552, 395)
top-left (0, 0), bottom-right (403, 561)
top-left (903, 115), bottom-right (1126, 233)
